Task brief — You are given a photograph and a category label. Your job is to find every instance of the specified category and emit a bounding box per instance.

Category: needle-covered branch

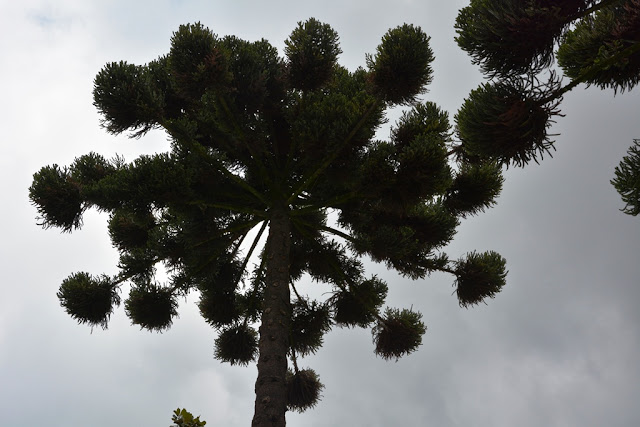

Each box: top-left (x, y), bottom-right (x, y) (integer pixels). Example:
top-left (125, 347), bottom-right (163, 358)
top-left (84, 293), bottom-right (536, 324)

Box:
top-left (612, 139), bottom-right (640, 216)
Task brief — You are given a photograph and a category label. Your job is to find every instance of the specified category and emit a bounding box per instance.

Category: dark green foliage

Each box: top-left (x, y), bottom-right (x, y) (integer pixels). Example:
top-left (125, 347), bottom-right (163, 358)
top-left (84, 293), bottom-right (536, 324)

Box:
top-left (70, 152), bottom-right (116, 185)
top-left (108, 210), bottom-right (154, 250)
top-left (196, 262), bottom-right (246, 328)
top-left (392, 101), bottom-right (451, 149)
top-left (222, 36), bottom-right (284, 114)
top-left (557, 2), bottom-right (640, 93)
top-left (454, 250), bottom-right (507, 307)
top-left (396, 134), bottom-right (452, 200)
top-left (456, 0), bottom-right (640, 98)
top-left (344, 202), bottom-right (459, 279)
top-left (455, 79), bottom-right (562, 167)
top-left (117, 250), bottom-right (157, 285)
top-left (286, 66), bottom-right (383, 195)
top-left (285, 18), bottom-right (342, 90)
top-left (445, 162), bottom-right (504, 217)
top-left (286, 369), bottom-right (324, 413)
top-left (304, 239), bottom-right (364, 285)
top-left (455, 0), bottom-right (588, 77)
top-left (85, 153), bottom-right (192, 212)
top-left (93, 61), bottom-right (164, 137)
top-left (367, 24), bottom-right (434, 104)
top-left (330, 277), bottom-right (387, 328)
top-left (372, 308), bottom-right (426, 361)
top-left (124, 284), bottom-right (178, 332)
top-left (290, 300), bottom-right (332, 356)
top-left (198, 289), bottom-right (241, 328)
top-left (354, 102), bottom-right (454, 209)
top-left (214, 324), bottom-right (258, 366)
top-left (29, 165), bottom-right (84, 232)
top-left (612, 139), bottom-right (640, 215)
top-left (236, 282), bottom-right (264, 324)
top-left (57, 272), bottom-right (120, 329)
top-left (169, 23), bottom-right (231, 100)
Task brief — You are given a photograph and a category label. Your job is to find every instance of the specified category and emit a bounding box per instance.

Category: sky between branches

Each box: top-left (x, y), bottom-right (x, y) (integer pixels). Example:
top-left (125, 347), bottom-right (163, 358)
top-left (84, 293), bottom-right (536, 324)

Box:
top-left (1, 1), bottom-right (639, 426)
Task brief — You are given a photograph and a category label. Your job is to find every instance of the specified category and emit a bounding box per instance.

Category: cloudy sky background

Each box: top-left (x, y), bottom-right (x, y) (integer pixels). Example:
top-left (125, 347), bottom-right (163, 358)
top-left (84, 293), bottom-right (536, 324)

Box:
top-left (1, 1), bottom-right (639, 426)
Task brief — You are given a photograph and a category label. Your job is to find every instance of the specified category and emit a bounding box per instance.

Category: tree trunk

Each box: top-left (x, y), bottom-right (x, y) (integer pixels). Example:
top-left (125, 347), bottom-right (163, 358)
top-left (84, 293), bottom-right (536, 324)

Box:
top-left (252, 206), bottom-right (291, 426)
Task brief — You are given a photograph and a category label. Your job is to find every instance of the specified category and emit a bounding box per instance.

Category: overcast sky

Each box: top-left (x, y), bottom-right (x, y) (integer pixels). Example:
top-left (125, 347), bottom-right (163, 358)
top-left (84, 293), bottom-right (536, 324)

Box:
top-left (2, 1), bottom-right (639, 426)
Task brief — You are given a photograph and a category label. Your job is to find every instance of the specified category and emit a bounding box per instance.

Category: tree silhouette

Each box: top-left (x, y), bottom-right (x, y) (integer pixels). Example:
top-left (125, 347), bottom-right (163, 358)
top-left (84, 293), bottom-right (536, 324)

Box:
top-left (29, 19), bottom-right (505, 425)
top-left (29, 1), bottom-right (638, 423)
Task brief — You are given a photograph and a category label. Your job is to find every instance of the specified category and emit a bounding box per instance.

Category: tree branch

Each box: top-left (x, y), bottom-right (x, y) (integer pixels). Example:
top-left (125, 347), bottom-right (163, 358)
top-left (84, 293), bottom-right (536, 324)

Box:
top-left (286, 100), bottom-right (380, 205)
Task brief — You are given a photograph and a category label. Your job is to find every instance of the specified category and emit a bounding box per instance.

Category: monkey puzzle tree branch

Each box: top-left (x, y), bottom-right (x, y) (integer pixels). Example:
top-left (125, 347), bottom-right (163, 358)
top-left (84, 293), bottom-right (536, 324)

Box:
top-left (543, 41), bottom-right (640, 104)
top-left (163, 118), bottom-right (271, 207)
top-left (286, 100), bottom-right (380, 205)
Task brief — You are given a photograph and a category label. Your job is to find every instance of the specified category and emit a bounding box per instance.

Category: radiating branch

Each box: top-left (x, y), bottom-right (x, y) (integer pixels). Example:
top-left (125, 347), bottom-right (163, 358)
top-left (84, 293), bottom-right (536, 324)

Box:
top-left (287, 100), bottom-right (380, 205)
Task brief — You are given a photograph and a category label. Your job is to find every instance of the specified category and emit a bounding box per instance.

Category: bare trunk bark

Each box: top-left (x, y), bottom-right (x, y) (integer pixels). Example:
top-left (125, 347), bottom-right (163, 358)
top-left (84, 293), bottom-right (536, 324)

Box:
top-left (252, 206), bottom-right (291, 426)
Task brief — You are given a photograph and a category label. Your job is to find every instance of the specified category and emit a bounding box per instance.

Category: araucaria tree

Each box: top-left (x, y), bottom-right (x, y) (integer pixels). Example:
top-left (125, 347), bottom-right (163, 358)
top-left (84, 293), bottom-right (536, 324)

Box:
top-left (29, 1), bottom-right (638, 424)
top-left (29, 20), bottom-right (506, 425)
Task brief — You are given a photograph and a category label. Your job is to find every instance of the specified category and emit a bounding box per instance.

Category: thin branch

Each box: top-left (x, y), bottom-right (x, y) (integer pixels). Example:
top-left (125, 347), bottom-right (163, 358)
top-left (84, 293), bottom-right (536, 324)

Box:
top-left (241, 251), bottom-right (268, 327)
top-left (235, 220), bottom-right (269, 287)
top-left (229, 229), bottom-right (251, 260)
top-left (568, 0), bottom-right (624, 22)
top-left (541, 41), bottom-right (640, 104)
top-left (290, 347), bottom-right (300, 373)
top-left (317, 224), bottom-right (356, 244)
top-left (289, 191), bottom-right (360, 213)
top-left (188, 217), bottom-right (263, 251)
top-left (187, 200), bottom-right (268, 218)
top-left (290, 280), bottom-right (306, 305)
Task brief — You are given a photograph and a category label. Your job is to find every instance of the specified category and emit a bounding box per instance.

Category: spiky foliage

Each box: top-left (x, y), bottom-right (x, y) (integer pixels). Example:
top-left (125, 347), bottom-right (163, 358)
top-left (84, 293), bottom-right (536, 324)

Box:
top-left (444, 162), bottom-right (504, 217)
top-left (372, 308), bottom-right (426, 361)
top-left (29, 165), bottom-right (84, 232)
top-left (454, 251), bottom-right (508, 308)
top-left (108, 209), bottom-right (154, 250)
top-left (214, 324), bottom-right (258, 366)
top-left (330, 277), bottom-right (388, 328)
top-left (57, 272), bottom-right (120, 330)
top-left (367, 24), bottom-right (434, 105)
top-left (290, 300), bottom-right (332, 356)
top-left (198, 289), bottom-right (241, 328)
top-left (197, 261), bottom-right (244, 328)
top-left (455, 0), bottom-right (640, 98)
top-left (286, 368), bottom-right (324, 413)
top-left (455, 0), bottom-right (590, 78)
top-left (285, 18), bottom-right (342, 91)
top-left (31, 19), bottom-right (517, 425)
top-left (455, 77), bottom-right (562, 167)
top-left (124, 284), bottom-right (178, 332)
top-left (558, 2), bottom-right (640, 93)
top-left (612, 139), bottom-right (640, 216)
